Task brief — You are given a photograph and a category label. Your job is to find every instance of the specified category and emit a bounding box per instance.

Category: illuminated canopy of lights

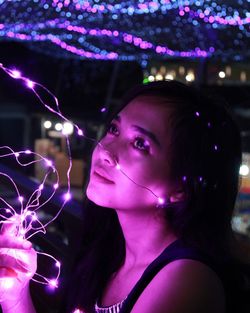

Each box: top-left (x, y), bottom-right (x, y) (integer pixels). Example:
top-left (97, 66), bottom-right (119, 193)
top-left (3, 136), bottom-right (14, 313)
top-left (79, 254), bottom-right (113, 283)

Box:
top-left (0, 0), bottom-right (249, 63)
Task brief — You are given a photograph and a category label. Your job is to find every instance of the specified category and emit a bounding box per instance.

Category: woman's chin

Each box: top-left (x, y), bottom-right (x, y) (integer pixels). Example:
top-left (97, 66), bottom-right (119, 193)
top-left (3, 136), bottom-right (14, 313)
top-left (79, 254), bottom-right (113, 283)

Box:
top-left (86, 186), bottom-right (113, 208)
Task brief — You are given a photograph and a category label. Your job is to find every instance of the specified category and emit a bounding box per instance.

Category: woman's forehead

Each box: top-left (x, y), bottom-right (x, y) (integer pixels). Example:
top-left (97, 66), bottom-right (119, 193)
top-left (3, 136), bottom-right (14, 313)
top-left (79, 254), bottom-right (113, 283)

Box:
top-left (119, 95), bottom-right (171, 121)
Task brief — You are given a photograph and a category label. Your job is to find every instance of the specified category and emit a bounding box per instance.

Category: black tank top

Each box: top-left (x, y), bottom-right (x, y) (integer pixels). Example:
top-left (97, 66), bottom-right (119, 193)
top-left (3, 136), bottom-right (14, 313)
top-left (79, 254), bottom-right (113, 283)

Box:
top-left (117, 239), bottom-right (250, 313)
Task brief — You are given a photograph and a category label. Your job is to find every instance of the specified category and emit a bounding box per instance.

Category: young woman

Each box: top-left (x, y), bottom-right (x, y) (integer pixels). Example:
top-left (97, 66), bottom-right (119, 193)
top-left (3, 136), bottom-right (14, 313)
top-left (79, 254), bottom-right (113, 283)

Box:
top-left (0, 81), bottom-right (249, 313)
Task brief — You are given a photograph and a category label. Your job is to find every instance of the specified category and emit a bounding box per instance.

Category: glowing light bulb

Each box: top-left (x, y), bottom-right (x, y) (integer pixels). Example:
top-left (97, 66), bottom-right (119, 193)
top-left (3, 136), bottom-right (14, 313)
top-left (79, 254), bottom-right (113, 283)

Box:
top-left (148, 75), bottom-right (155, 82)
top-left (155, 73), bottom-right (163, 81)
top-left (26, 79), bottom-right (35, 89)
top-left (48, 279), bottom-right (58, 288)
top-left (218, 71), bottom-right (226, 78)
top-left (64, 192), bottom-right (71, 201)
top-left (10, 69), bottom-right (21, 79)
top-left (157, 197), bottom-right (165, 205)
top-left (77, 129), bottom-right (84, 136)
top-left (44, 120), bottom-right (52, 129)
top-left (45, 159), bottom-right (53, 167)
top-left (62, 122), bottom-right (74, 135)
top-left (240, 164), bottom-right (249, 176)
top-left (185, 72), bottom-right (195, 82)
top-left (55, 123), bottom-right (63, 131)
top-left (165, 73), bottom-right (174, 80)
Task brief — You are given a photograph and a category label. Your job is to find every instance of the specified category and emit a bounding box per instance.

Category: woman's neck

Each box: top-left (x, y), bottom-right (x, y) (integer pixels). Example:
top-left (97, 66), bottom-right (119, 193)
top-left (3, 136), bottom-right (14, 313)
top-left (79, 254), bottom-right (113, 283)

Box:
top-left (116, 209), bottom-right (177, 269)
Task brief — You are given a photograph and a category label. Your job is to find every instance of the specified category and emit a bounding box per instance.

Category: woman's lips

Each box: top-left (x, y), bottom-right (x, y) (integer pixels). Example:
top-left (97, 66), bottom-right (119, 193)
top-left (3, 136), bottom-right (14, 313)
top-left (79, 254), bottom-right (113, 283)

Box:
top-left (93, 170), bottom-right (115, 184)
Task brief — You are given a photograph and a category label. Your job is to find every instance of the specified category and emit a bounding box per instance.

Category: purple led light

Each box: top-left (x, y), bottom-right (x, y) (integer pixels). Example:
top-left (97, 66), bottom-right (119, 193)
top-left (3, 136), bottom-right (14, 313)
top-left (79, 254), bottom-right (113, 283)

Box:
top-left (157, 197), bottom-right (165, 205)
top-left (0, 18), bottom-right (214, 60)
top-left (26, 79), bottom-right (35, 89)
top-left (48, 279), bottom-right (58, 288)
top-left (77, 129), bottom-right (84, 136)
top-left (10, 69), bottom-right (21, 79)
top-left (64, 192), bottom-right (72, 201)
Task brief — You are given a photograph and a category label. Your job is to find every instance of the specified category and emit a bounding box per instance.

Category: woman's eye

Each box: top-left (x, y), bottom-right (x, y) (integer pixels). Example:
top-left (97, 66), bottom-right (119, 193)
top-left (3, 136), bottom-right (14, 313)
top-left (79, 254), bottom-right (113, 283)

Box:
top-left (133, 137), bottom-right (150, 152)
top-left (107, 123), bottom-right (119, 135)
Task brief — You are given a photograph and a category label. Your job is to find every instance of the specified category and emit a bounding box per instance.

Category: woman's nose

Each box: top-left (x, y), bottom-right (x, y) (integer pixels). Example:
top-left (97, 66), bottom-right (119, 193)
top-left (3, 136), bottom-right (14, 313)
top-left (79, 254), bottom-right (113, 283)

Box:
top-left (97, 142), bottom-right (117, 167)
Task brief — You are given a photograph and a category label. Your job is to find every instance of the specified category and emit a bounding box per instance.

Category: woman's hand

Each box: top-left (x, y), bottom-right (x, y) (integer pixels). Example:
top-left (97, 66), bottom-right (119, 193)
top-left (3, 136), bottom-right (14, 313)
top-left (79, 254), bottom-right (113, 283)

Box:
top-left (0, 221), bottom-right (37, 303)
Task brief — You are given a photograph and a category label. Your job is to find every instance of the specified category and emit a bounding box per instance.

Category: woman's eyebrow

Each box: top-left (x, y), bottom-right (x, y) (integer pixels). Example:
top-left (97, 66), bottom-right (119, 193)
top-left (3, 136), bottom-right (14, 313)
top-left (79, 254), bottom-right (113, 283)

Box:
top-left (131, 125), bottom-right (161, 147)
top-left (114, 115), bottom-right (161, 147)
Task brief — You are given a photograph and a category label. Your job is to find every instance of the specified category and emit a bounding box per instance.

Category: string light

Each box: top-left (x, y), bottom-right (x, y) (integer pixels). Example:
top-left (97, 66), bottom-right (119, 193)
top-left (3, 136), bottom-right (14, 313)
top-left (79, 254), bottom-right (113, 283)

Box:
top-left (0, 146), bottom-right (62, 288)
top-left (0, 1), bottom-right (249, 62)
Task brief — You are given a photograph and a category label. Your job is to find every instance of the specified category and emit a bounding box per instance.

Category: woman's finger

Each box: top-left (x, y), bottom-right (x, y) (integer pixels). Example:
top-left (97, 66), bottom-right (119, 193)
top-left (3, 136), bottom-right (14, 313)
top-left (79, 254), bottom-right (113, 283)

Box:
top-left (0, 254), bottom-right (31, 273)
top-left (0, 235), bottom-right (32, 250)
top-left (0, 218), bottom-right (20, 236)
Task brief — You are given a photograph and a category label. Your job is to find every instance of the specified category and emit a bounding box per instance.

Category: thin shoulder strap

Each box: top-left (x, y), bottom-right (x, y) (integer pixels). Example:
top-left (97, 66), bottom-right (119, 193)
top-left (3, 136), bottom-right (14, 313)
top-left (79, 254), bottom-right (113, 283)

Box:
top-left (120, 240), bottom-right (217, 313)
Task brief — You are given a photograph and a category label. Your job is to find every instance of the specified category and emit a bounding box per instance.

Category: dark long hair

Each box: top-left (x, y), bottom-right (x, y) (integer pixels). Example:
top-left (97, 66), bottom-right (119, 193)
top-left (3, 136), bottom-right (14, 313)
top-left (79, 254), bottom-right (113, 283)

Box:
top-left (64, 81), bottom-right (243, 313)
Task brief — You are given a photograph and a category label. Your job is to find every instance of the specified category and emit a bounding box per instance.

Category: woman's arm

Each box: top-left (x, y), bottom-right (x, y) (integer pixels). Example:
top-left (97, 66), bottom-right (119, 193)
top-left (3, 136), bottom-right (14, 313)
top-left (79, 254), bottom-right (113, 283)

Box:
top-left (131, 259), bottom-right (225, 313)
top-left (1, 284), bottom-right (36, 313)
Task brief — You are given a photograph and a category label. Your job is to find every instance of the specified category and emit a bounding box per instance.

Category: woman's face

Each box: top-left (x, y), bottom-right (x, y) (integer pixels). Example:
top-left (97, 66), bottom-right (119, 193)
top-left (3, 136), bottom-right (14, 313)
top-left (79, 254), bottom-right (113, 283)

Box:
top-left (87, 96), bottom-right (173, 212)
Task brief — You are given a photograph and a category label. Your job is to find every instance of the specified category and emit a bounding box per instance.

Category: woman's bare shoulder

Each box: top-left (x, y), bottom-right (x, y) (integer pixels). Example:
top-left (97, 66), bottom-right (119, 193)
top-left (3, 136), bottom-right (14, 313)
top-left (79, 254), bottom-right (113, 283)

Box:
top-left (131, 259), bottom-right (226, 313)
